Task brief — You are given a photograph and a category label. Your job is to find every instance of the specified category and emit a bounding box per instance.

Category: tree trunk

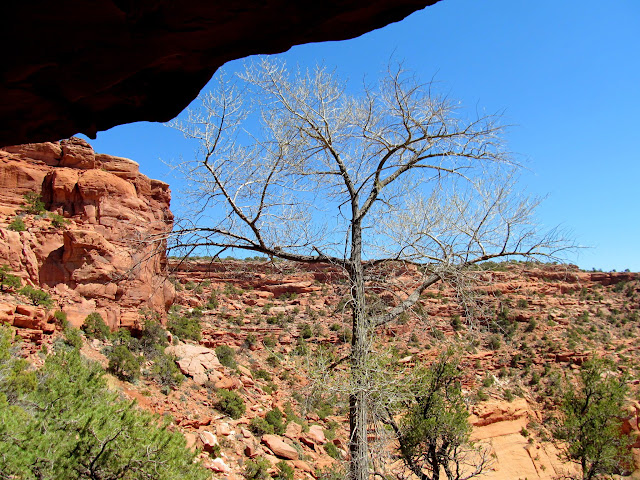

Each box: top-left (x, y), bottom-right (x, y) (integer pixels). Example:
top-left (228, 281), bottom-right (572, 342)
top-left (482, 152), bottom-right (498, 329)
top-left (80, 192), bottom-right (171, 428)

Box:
top-left (348, 217), bottom-right (370, 480)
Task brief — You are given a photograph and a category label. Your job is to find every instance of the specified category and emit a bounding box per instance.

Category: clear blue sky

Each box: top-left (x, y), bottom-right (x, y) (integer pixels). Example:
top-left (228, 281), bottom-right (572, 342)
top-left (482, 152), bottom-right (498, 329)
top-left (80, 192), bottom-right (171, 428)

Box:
top-left (81, 0), bottom-right (640, 272)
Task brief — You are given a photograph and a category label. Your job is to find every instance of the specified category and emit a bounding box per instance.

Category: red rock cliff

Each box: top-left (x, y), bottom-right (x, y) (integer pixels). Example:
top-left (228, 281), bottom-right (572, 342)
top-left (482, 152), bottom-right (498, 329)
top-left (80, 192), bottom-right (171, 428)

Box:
top-left (0, 138), bottom-right (174, 329)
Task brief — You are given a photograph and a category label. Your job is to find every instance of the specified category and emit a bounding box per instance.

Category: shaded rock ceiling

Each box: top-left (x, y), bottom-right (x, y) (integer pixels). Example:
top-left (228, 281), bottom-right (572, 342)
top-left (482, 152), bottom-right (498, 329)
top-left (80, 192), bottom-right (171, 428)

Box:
top-left (1, 0), bottom-right (440, 146)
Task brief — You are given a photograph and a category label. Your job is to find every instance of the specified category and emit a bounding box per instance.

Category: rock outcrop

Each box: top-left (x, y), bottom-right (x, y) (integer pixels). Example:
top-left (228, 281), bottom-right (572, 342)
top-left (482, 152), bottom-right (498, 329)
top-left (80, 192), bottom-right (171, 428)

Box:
top-left (1, 1), bottom-right (440, 146)
top-left (0, 138), bottom-right (174, 329)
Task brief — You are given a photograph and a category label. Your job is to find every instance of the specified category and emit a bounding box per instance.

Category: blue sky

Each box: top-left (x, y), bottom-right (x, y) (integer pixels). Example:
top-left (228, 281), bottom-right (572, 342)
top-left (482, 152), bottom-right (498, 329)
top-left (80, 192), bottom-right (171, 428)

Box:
top-left (81, 0), bottom-right (640, 271)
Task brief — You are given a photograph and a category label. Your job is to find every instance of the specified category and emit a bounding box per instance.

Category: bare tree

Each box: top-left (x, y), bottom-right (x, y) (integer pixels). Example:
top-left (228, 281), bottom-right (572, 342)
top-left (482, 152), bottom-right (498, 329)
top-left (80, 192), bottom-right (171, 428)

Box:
top-left (167, 58), bottom-right (570, 480)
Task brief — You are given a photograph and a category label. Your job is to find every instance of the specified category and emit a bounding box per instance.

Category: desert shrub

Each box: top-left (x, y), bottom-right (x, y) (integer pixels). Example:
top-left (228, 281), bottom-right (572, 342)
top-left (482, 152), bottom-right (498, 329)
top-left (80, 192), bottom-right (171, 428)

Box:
top-left (107, 345), bottom-right (142, 381)
top-left (151, 352), bottom-right (184, 389)
top-left (489, 306), bottom-right (517, 338)
top-left (266, 354), bottom-right (280, 367)
top-left (324, 441), bottom-right (341, 459)
top-left (53, 310), bottom-right (68, 327)
top-left (525, 318), bottom-right (538, 332)
top-left (82, 312), bottom-right (110, 340)
top-left (22, 192), bottom-right (46, 214)
top-left (274, 461), bottom-right (295, 480)
top-left (249, 416), bottom-right (274, 435)
top-left (299, 322), bottom-right (313, 339)
top-left (0, 332), bottom-right (209, 480)
top-left (19, 285), bottom-right (54, 308)
top-left (215, 344), bottom-right (237, 368)
top-left (338, 327), bottom-right (352, 344)
top-left (555, 358), bottom-right (632, 479)
top-left (137, 316), bottom-right (168, 357)
top-left (487, 334), bottom-right (502, 350)
top-left (517, 299), bottom-right (529, 308)
top-left (315, 465), bottom-right (345, 480)
top-left (263, 335), bottom-right (277, 348)
top-left (450, 315), bottom-right (463, 331)
top-left (184, 281), bottom-right (196, 290)
top-left (167, 313), bottom-right (201, 341)
top-left (0, 265), bottom-right (21, 292)
top-left (49, 213), bottom-right (69, 228)
top-left (61, 326), bottom-right (83, 350)
top-left (244, 457), bottom-right (271, 480)
top-left (216, 389), bottom-right (245, 419)
top-left (293, 337), bottom-right (308, 356)
top-left (253, 369), bottom-right (272, 381)
top-left (329, 322), bottom-right (341, 332)
top-left (265, 407), bottom-right (286, 434)
top-left (8, 216), bottom-right (26, 232)
top-left (245, 333), bottom-right (257, 347)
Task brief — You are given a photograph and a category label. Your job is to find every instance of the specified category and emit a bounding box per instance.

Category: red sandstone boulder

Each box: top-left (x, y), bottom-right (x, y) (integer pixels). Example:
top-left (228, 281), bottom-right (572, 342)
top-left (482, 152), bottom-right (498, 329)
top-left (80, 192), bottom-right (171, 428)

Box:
top-left (262, 434), bottom-right (299, 460)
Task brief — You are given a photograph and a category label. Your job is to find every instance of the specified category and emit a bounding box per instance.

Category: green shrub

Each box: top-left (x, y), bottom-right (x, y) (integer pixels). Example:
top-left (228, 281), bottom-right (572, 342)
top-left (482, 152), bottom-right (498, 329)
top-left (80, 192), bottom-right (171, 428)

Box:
top-left (315, 465), bottom-right (345, 480)
top-left (299, 322), bottom-right (313, 339)
top-left (107, 345), bottom-right (142, 381)
top-left (216, 389), bottom-right (245, 419)
top-left (324, 441), bottom-right (341, 459)
top-left (263, 335), bottom-right (277, 348)
top-left (266, 354), bottom-right (280, 367)
top-left (517, 299), bottom-right (529, 308)
top-left (167, 313), bottom-right (201, 341)
top-left (53, 310), bottom-right (68, 327)
top-left (215, 344), bottom-right (237, 368)
top-left (0, 265), bottom-right (21, 292)
top-left (487, 334), bottom-right (502, 350)
top-left (22, 192), bottom-right (46, 214)
top-left (274, 461), bottom-right (294, 480)
top-left (525, 318), bottom-right (537, 332)
top-left (62, 326), bottom-right (83, 350)
top-left (0, 333), bottom-right (209, 480)
top-left (249, 416), bottom-right (274, 435)
top-left (8, 216), bottom-right (26, 232)
top-left (19, 285), bottom-right (54, 308)
top-left (244, 457), bottom-right (271, 480)
top-left (49, 213), bottom-right (69, 228)
top-left (253, 369), bottom-right (272, 381)
top-left (265, 407), bottom-right (286, 434)
top-left (151, 352), bottom-right (184, 389)
top-left (138, 317), bottom-right (168, 357)
top-left (82, 312), bottom-right (110, 340)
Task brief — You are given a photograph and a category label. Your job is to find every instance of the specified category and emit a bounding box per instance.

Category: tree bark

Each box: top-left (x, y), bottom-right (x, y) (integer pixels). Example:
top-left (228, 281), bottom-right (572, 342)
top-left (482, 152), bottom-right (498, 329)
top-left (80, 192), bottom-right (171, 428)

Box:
top-left (348, 216), bottom-right (370, 480)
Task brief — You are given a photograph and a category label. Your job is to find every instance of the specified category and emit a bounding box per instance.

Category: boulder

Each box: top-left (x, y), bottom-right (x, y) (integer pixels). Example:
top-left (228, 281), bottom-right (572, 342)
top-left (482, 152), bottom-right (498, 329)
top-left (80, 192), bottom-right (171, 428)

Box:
top-left (262, 434), bottom-right (299, 460)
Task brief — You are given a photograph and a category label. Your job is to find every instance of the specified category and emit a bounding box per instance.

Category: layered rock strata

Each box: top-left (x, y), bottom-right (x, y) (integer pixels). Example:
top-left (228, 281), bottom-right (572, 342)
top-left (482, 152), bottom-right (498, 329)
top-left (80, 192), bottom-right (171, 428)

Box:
top-left (0, 138), bottom-right (174, 330)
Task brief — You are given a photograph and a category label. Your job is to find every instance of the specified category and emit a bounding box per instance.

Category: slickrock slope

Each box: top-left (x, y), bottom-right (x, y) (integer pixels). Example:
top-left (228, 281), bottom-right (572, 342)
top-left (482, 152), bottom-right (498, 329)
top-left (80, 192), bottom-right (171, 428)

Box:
top-left (0, 138), bottom-right (174, 332)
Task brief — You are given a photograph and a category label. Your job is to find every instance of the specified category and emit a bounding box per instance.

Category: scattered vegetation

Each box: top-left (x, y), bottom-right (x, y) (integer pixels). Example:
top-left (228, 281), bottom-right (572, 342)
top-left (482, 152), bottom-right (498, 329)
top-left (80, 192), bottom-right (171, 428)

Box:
top-left (8, 216), bottom-right (26, 232)
top-left (216, 389), bottom-right (246, 419)
top-left (0, 265), bottom-right (21, 292)
top-left (18, 285), bottom-right (54, 308)
top-left (0, 326), bottom-right (209, 479)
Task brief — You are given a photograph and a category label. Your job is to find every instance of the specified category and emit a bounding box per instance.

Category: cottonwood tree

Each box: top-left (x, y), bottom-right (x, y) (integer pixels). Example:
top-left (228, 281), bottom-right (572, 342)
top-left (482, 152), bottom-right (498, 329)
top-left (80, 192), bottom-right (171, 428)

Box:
top-left (168, 58), bottom-right (569, 480)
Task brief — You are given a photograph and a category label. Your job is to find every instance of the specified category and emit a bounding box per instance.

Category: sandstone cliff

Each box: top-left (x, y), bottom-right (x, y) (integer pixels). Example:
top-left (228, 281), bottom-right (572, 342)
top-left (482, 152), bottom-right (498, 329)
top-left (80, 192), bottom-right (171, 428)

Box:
top-left (0, 138), bottom-right (174, 330)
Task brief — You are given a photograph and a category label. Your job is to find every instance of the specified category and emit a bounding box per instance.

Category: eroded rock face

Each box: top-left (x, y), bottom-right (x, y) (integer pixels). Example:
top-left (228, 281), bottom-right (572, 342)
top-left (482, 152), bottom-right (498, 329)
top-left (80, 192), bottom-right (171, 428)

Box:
top-left (0, 1), bottom-right (440, 146)
top-left (0, 139), bottom-right (174, 329)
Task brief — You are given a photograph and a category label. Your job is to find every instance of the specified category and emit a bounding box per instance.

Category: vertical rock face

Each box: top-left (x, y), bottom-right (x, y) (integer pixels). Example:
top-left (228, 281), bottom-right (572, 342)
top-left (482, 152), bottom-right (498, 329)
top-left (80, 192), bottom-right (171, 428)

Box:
top-left (0, 138), bottom-right (174, 329)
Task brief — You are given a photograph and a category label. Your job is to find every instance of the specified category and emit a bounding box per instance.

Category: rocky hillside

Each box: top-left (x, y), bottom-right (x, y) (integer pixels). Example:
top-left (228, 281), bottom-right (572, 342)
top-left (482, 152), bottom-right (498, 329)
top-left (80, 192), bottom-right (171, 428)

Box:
top-left (149, 259), bottom-right (640, 480)
top-left (0, 138), bottom-right (174, 335)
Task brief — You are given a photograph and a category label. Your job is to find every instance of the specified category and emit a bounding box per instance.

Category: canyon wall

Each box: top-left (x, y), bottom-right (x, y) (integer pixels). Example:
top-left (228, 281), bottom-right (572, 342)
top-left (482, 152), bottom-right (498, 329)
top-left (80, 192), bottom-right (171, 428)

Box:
top-left (0, 138), bottom-right (174, 330)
